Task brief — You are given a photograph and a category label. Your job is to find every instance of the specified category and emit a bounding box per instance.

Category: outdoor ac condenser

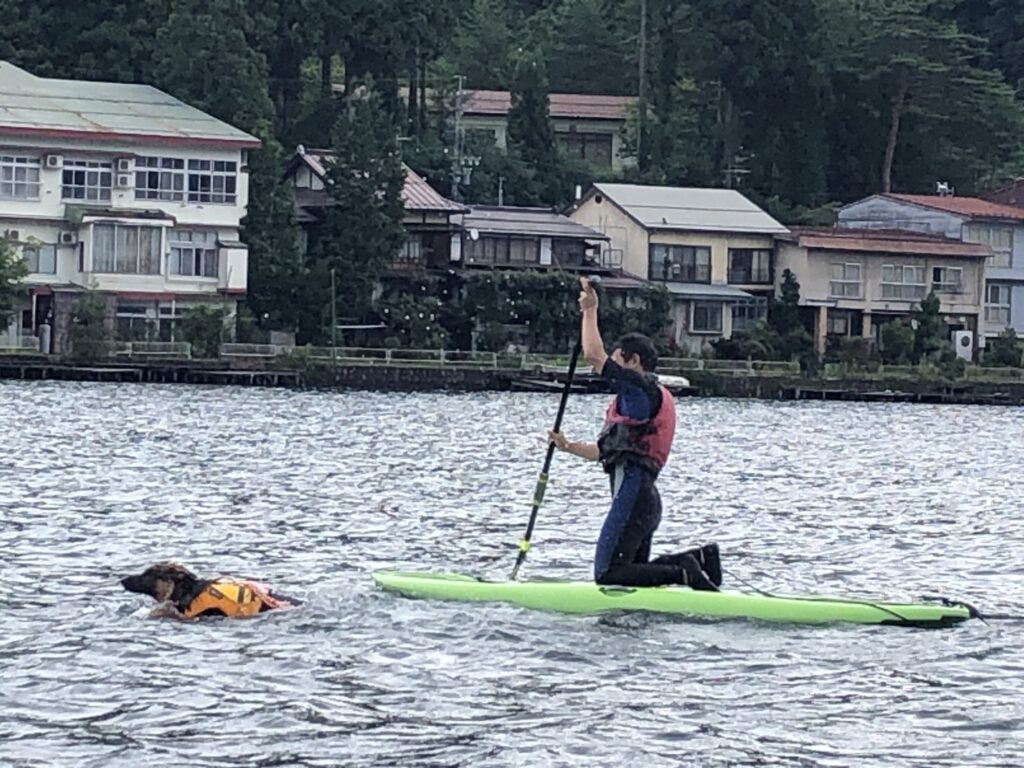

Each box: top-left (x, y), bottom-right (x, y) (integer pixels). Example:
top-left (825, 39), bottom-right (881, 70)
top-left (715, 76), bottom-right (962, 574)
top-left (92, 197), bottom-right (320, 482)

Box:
top-left (952, 330), bottom-right (974, 362)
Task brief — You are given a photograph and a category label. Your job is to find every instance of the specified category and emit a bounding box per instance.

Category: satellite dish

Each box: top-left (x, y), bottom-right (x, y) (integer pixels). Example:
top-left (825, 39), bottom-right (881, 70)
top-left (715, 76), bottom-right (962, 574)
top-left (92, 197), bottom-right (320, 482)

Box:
top-left (469, 228), bottom-right (480, 241)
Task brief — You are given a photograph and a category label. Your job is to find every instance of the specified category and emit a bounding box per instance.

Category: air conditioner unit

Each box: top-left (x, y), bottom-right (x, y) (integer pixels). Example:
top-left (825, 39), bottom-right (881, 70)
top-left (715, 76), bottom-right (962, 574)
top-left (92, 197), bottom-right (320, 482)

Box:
top-left (45, 154), bottom-right (63, 169)
top-left (59, 231), bottom-right (77, 245)
top-left (116, 157), bottom-right (133, 173)
top-left (952, 330), bottom-right (974, 362)
top-left (115, 174), bottom-right (133, 188)
top-left (3, 229), bottom-right (20, 241)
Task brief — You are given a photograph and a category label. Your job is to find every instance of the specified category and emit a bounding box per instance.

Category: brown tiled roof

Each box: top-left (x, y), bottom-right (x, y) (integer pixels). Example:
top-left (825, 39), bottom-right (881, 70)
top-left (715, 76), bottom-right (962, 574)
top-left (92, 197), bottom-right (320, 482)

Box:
top-left (884, 193), bottom-right (1024, 221)
top-left (983, 178), bottom-right (1024, 208)
top-left (461, 90), bottom-right (633, 120)
top-left (403, 167), bottom-right (467, 212)
top-left (291, 149), bottom-right (466, 213)
top-left (786, 227), bottom-right (992, 258)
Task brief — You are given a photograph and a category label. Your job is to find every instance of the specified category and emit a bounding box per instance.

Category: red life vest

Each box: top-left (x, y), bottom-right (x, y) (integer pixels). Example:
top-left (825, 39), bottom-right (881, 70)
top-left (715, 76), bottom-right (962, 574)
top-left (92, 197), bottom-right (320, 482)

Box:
top-left (599, 382), bottom-right (676, 474)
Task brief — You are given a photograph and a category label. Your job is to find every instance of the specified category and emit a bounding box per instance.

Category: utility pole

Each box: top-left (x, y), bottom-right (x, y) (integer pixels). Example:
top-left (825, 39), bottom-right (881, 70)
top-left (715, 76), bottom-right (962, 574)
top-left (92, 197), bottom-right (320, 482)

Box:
top-left (451, 74), bottom-right (465, 201)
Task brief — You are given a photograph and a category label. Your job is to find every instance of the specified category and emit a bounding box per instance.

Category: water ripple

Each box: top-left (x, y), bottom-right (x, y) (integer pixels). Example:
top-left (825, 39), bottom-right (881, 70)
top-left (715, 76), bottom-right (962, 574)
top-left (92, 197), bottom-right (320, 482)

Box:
top-left (1, 381), bottom-right (1022, 766)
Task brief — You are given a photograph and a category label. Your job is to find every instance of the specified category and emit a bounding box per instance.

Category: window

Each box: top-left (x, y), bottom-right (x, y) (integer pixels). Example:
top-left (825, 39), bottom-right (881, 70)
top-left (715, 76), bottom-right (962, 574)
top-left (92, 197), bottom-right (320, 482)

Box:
top-left (731, 297), bottom-right (768, 332)
top-left (986, 283), bottom-right (1011, 326)
top-left (92, 224), bottom-right (162, 274)
top-left (649, 244), bottom-right (712, 282)
top-left (557, 131), bottom-right (613, 168)
top-left (116, 301), bottom-right (152, 341)
top-left (136, 157), bottom-right (185, 201)
top-left (22, 244), bottom-right (56, 274)
top-left (827, 312), bottom-right (851, 336)
top-left (169, 229), bottom-right (218, 277)
top-left (552, 239), bottom-right (585, 266)
top-left (691, 302), bottom-right (722, 333)
top-left (881, 264), bottom-right (926, 300)
top-left (964, 223), bottom-right (1012, 268)
top-left (727, 249), bottom-right (772, 283)
top-left (829, 263), bottom-right (862, 298)
top-left (466, 129), bottom-right (497, 147)
top-left (506, 238), bottom-right (538, 264)
top-left (0, 155), bottom-right (41, 200)
top-left (932, 266), bottom-right (963, 293)
top-left (62, 160), bottom-right (112, 201)
top-left (187, 159), bottom-right (237, 204)
top-left (397, 233), bottom-right (423, 264)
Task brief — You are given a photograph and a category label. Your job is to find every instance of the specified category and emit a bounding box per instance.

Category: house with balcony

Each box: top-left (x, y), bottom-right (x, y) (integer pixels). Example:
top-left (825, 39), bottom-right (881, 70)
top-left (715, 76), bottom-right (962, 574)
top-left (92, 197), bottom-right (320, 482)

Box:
top-left (286, 148), bottom-right (609, 275)
top-left (0, 61), bottom-right (258, 353)
top-left (775, 228), bottom-right (989, 356)
top-left (570, 183), bottom-right (788, 353)
top-left (287, 147), bottom-right (468, 268)
top-left (397, 88), bottom-right (635, 171)
top-left (838, 193), bottom-right (1024, 344)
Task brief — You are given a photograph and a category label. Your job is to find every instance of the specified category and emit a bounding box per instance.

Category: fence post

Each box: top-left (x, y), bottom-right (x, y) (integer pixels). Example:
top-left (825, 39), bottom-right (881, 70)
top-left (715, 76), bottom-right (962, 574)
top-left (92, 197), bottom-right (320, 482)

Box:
top-left (439, 349), bottom-right (446, 366)
top-left (385, 349), bottom-right (392, 365)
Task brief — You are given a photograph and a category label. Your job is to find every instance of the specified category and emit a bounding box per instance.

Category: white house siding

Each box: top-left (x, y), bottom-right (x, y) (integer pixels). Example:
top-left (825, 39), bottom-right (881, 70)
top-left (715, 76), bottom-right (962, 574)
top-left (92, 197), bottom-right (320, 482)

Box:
top-left (0, 137), bottom-right (252, 350)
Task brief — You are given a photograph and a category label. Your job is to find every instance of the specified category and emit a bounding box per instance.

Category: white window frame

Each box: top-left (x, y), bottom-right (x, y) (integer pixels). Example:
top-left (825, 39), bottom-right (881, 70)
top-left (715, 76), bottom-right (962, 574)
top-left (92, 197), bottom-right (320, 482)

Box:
top-left (22, 243), bottom-right (57, 274)
top-left (881, 264), bottom-right (927, 301)
top-left (964, 223), bottom-right (1012, 269)
top-left (168, 229), bottom-right (218, 278)
top-left (0, 155), bottom-right (41, 200)
top-left (135, 157), bottom-right (185, 201)
top-left (932, 266), bottom-right (963, 294)
top-left (187, 159), bottom-right (237, 204)
top-left (62, 159), bottom-right (113, 202)
top-left (92, 223), bottom-right (163, 275)
top-left (985, 283), bottom-right (1011, 326)
top-left (731, 297), bottom-right (768, 333)
top-left (829, 262), bottom-right (862, 298)
top-left (691, 302), bottom-right (723, 334)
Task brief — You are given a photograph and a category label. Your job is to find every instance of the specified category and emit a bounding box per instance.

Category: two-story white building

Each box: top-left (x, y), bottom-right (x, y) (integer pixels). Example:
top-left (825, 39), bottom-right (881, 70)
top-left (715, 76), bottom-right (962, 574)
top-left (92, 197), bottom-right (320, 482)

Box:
top-left (0, 61), bottom-right (259, 352)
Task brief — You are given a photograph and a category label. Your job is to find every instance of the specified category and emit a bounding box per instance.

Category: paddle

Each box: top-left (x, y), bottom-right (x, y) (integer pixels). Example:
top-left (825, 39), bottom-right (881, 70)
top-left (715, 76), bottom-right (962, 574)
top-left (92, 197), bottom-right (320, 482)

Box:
top-left (510, 334), bottom-right (583, 580)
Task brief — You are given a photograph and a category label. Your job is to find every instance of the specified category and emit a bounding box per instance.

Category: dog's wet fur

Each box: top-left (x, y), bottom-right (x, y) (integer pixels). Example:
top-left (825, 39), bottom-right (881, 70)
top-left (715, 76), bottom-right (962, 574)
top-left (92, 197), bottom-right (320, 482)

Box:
top-left (120, 562), bottom-right (210, 609)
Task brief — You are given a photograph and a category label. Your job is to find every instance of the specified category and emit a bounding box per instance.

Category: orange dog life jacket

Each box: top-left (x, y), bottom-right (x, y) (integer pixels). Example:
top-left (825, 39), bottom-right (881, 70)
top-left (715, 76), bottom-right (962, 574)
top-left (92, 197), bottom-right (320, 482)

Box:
top-left (182, 580), bottom-right (285, 618)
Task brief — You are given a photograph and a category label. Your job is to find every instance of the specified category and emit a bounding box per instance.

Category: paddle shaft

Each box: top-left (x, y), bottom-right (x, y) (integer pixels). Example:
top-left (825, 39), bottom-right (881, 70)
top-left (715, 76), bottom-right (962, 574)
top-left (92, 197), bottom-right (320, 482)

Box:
top-left (510, 337), bottom-right (583, 580)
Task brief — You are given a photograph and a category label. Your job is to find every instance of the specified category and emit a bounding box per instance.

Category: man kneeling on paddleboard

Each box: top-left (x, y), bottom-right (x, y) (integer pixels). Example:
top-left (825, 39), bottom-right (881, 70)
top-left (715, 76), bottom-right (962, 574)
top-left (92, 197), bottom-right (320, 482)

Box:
top-left (548, 277), bottom-right (720, 590)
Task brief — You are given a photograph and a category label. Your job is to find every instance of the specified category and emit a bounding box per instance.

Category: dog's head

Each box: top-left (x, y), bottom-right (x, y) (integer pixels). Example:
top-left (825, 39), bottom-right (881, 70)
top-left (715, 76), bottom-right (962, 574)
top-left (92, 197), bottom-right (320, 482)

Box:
top-left (120, 562), bottom-right (200, 604)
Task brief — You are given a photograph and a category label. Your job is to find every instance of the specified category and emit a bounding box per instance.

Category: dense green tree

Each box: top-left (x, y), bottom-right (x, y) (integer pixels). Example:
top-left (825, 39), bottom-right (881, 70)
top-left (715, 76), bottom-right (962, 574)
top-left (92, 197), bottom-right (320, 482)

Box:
top-left (911, 290), bottom-right (947, 363)
top-left (0, 239), bottom-right (28, 331)
top-left (302, 92), bottom-right (406, 342)
top-left (985, 326), bottom-right (1024, 367)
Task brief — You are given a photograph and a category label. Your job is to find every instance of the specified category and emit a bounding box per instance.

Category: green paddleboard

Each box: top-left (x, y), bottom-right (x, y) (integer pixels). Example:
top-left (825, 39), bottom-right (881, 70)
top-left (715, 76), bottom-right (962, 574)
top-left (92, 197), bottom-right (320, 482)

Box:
top-left (372, 570), bottom-right (974, 628)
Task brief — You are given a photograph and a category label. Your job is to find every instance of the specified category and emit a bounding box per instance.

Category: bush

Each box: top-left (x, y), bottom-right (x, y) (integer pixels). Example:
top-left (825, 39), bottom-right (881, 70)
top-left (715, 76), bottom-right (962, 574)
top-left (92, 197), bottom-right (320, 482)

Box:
top-left (179, 305), bottom-right (228, 359)
top-left (985, 327), bottom-right (1023, 367)
top-left (68, 292), bottom-right (112, 362)
top-left (880, 320), bottom-right (914, 364)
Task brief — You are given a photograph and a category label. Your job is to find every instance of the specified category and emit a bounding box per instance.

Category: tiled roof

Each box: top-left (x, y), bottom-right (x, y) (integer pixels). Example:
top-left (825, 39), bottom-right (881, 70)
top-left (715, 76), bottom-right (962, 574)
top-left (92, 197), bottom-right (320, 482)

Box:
top-left (0, 60), bottom-right (258, 148)
top-left (786, 227), bottom-right (992, 258)
top-left (292, 149), bottom-right (466, 213)
top-left (884, 193), bottom-right (1024, 221)
top-left (463, 206), bottom-right (607, 240)
top-left (590, 183), bottom-right (788, 235)
top-left (403, 167), bottom-right (467, 212)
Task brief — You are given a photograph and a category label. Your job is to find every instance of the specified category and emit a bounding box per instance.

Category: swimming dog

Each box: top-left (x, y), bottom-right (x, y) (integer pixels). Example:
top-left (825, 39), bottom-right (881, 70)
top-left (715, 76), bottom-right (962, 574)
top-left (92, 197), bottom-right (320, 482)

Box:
top-left (120, 562), bottom-right (297, 620)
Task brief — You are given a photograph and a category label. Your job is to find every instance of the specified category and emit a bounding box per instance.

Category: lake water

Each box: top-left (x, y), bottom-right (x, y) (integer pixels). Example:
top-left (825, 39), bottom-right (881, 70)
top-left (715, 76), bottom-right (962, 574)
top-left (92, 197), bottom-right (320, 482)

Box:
top-left (1, 381), bottom-right (1022, 767)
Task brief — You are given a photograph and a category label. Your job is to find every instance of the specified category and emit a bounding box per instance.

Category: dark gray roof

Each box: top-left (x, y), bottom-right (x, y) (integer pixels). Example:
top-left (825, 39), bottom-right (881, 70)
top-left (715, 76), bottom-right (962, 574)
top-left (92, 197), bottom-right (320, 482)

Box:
top-left (463, 206), bottom-right (607, 240)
